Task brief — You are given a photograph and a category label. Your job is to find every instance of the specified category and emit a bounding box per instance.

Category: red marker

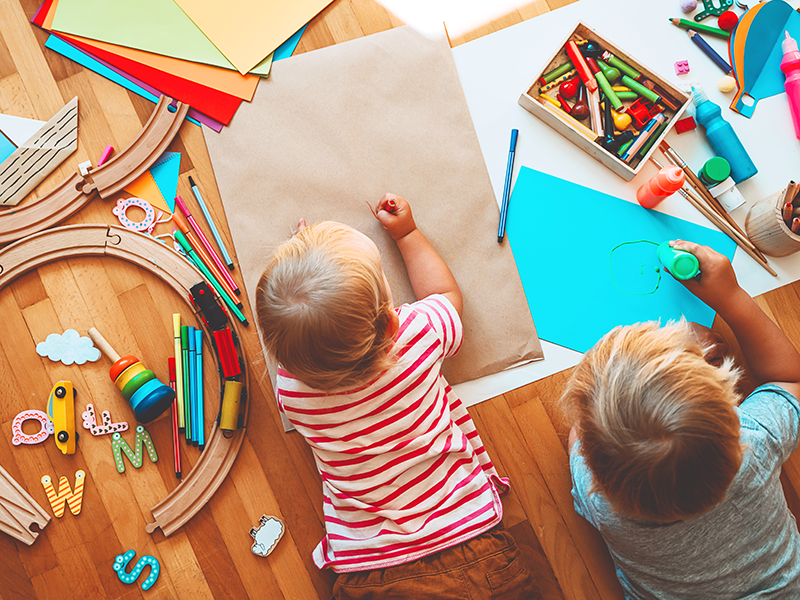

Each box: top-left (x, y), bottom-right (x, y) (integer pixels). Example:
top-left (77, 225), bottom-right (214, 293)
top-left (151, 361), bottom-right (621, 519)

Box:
top-left (385, 198), bottom-right (398, 214)
top-left (168, 358), bottom-right (181, 479)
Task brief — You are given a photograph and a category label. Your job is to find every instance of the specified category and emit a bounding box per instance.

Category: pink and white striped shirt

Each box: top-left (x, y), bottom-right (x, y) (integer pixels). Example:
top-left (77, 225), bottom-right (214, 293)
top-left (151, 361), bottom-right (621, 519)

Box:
top-left (277, 294), bottom-right (510, 572)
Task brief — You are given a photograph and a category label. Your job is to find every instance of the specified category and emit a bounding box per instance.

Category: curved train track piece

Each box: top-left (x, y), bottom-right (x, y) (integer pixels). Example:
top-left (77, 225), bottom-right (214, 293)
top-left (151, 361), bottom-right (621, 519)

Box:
top-left (0, 463), bottom-right (51, 545)
top-left (0, 224), bottom-right (249, 538)
top-left (0, 97), bottom-right (188, 246)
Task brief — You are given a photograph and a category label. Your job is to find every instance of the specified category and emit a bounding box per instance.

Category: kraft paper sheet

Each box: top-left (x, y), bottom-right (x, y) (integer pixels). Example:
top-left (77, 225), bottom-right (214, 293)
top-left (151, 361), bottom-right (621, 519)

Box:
top-left (204, 25), bottom-right (543, 387)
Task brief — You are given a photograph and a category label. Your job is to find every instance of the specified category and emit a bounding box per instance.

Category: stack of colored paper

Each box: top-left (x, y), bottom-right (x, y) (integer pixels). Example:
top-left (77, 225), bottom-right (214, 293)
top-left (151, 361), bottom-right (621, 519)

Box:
top-left (31, 0), bottom-right (330, 130)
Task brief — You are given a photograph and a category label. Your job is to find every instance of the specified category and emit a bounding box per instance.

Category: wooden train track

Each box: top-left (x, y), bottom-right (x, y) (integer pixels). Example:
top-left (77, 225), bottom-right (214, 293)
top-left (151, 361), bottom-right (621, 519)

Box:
top-left (0, 224), bottom-right (249, 538)
top-left (0, 97), bottom-right (189, 246)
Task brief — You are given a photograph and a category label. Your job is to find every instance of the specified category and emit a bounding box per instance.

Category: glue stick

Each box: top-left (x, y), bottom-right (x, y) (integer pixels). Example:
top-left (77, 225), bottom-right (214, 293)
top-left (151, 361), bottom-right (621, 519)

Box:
top-left (636, 166), bottom-right (685, 208)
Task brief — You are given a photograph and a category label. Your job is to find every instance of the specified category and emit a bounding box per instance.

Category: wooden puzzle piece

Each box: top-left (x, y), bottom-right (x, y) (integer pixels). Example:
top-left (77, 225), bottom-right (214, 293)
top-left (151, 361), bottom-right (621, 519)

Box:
top-left (112, 426), bottom-right (158, 474)
top-left (113, 549), bottom-right (160, 591)
top-left (81, 403), bottom-right (129, 436)
top-left (11, 410), bottom-right (53, 445)
top-left (0, 463), bottom-right (50, 545)
top-left (41, 470), bottom-right (85, 518)
top-left (250, 515), bottom-right (285, 557)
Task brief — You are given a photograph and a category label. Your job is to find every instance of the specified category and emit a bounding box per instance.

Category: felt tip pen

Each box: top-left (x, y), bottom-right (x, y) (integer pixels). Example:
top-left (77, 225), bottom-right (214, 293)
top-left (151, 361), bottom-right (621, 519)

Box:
top-left (195, 329), bottom-right (204, 449)
top-left (173, 211), bottom-right (241, 308)
top-left (188, 176), bottom-right (235, 271)
top-left (181, 325), bottom-right (192, 443)
top-left (622, 113), bottom-right (666, 161)
top-left (175, 195), bottom-right (239, 295)
top-left (497, 129), bottom-right (518, 243)
top-left (793, 217), bottom-right (800, 233)
top-left (172, 313), bottom-right (185, 430)
top-left (174, 230), bottom-right (249, 325)
top-left (188, 326), bottom-right (197, 446)
top-left (167, 358), bottom-right (181, 478)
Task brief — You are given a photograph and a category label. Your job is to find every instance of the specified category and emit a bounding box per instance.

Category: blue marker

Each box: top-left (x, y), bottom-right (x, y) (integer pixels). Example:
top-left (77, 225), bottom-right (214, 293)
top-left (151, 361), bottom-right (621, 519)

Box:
top-left (188, 176), bottom-right (235, 270)
top-left (497, 129), bottom-right (519, 243)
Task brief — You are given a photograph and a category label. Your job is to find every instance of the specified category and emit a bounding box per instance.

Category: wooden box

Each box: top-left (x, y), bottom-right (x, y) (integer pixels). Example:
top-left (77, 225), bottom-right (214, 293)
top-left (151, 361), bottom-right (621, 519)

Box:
top-left (519, 22), bottom-right (691, 181)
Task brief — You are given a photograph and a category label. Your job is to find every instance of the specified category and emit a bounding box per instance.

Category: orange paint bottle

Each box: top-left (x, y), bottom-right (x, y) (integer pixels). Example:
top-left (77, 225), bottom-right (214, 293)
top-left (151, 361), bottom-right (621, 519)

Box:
top-left (636, 166), bottom-right (685, 208)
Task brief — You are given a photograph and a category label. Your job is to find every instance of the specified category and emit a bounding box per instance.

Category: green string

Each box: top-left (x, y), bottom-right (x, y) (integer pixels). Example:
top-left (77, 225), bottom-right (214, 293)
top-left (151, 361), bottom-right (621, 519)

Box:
top-left (609, 240), bottom-right (661, 295)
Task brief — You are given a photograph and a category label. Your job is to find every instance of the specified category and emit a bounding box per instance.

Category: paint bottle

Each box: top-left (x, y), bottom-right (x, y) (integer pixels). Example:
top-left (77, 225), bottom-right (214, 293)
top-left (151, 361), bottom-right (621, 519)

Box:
top-left (780, 31), bottom-right (800, 139)
top-left (699, 157), bottom-right (731, 189)
top-left (691, 85), bottom-right (757, 183)
top-left (657, 241), bottom-right (700, 280)
top-left (636, 166), bottom-right (685, 208)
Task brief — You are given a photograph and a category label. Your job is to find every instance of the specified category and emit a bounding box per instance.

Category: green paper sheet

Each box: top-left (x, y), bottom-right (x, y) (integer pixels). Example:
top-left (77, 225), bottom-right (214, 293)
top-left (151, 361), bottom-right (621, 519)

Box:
top-left (50, 0), bottom-right (273, 76)
top-left (506, 167), bottom-right (738, 353)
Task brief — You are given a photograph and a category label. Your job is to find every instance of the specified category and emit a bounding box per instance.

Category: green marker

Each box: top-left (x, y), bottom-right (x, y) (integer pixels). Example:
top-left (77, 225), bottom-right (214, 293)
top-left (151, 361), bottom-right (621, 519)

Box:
top-left (602, 53), bottom-right (642, 81)
top-left (539, 61), bottom-right (574, 84)
top-left (622, 75), bottom-right (661, 104)
top-left (595, 70), bottom-right (623, 111)
top-left (174, 230), bottom-right (249, 325)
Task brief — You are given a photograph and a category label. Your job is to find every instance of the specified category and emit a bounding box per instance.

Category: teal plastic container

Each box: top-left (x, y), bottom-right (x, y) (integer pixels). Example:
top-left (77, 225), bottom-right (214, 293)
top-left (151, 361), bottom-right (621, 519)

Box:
top-left (692, 85), bottom-right (757, 184)
top-left (657, 241), bottom-right (699, 280)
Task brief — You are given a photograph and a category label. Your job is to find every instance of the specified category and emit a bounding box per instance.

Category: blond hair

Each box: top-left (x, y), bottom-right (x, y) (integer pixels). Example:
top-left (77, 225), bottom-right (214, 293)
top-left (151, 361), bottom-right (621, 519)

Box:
top-left (255, 222), bottom-right (395, 391)
top-left (562, 321), bottom-right (744, 522)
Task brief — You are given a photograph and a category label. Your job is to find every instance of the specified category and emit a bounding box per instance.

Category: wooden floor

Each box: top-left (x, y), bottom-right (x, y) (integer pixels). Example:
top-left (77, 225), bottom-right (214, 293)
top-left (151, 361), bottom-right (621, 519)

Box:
top-left (2, 0), bottom-right (800, 598)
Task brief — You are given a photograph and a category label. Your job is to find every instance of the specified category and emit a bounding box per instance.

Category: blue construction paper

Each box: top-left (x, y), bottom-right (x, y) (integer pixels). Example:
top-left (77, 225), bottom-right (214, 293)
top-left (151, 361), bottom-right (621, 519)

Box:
top-left (274, 25), bottom-right (307, 62)
top-left (150, 151), bottom-right (181, 212)
top-left (506, 167), bottom-right (738, 353)
top-left (44, 34), bottom-right (201, 127)
top-left (0, 130), bottom-right (14, 164)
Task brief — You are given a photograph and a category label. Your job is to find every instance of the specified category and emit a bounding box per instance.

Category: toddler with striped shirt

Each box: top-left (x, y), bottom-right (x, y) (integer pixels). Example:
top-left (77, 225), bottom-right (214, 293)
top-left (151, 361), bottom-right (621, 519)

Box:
top-left (255, 194), bottom-right (537, 599)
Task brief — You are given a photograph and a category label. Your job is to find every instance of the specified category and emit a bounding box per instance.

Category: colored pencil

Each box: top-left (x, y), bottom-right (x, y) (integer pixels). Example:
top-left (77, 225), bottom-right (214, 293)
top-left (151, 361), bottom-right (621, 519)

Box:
top-left (669, 17), bottom-right (730, 40)
top-left (188, 176), bottom-right (235, 270)
top-left (686, 30), bottom-right (732, 75)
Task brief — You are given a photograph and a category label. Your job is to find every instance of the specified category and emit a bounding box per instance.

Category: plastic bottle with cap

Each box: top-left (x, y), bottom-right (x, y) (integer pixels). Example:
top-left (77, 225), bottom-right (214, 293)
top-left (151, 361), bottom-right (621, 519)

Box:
top-left (696, 156), bottom-right (747, 212)
top-left (692, 84), bottom-right (757, 183)
top-left (780, 31), bottom-right (800, 139)
top-left (657, 241), bottom-right (700, 280)
top-left (636, 166), bottom-right (685, 208)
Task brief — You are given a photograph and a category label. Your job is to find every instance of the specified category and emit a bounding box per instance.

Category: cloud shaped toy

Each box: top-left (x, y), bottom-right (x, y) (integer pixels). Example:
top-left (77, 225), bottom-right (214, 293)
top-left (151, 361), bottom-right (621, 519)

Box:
top-left (36, 329), bottom-right (101, 365)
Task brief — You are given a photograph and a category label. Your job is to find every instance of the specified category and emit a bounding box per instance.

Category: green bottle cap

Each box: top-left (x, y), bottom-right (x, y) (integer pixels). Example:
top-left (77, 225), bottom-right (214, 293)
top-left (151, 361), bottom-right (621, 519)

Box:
top-left (699, 157), bottom-right (731, 186)
top-left (657, 241), bottom-right (700, 280)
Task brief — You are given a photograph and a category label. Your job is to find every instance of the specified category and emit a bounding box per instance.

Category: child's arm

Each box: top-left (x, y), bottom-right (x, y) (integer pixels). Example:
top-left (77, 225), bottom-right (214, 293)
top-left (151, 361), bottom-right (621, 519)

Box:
top-left (374, 194), bottom-right (463, 316)
top-left (672, 240), bottom-right (800, 398)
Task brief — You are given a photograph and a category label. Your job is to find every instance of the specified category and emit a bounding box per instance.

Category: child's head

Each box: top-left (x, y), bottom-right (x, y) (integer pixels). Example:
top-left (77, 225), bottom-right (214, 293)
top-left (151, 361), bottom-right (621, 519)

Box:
top-left (255, 221), bottom-right (396, 391)
top-left (562, 320), bottom-right (743, 523)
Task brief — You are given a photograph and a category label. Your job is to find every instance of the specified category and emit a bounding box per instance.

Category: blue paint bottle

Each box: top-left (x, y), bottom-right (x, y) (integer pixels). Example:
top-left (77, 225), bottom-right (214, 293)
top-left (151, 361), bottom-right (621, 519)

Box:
top-left (691, 85), bottom-right (757, 184)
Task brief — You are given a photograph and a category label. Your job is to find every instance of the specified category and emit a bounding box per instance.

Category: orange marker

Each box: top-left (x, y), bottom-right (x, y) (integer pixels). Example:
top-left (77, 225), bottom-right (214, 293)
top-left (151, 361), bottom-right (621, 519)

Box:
top-left (565, 40), bottom-right (598, 93)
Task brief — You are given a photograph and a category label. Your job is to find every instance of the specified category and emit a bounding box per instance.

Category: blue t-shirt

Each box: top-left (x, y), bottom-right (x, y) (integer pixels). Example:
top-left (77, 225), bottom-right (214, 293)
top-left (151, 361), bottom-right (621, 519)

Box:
top-left (571, 384), bottom-right (800, 599)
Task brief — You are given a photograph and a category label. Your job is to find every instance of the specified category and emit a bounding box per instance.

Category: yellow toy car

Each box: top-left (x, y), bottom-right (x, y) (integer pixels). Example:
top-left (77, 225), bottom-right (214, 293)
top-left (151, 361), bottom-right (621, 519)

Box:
top-left (47, 380), bottom-right (78, 455)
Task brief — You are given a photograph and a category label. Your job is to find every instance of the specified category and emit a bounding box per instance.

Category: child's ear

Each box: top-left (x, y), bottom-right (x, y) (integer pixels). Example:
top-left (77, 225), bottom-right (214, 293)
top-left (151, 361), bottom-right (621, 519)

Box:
top-left (386, 309), bottom-right (400, 341)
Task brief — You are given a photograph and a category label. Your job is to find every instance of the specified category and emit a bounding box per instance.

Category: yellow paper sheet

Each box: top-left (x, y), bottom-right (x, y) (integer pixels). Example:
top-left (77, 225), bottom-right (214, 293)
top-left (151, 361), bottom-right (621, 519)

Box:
top-left (173, 0), bottom-right (333, 74)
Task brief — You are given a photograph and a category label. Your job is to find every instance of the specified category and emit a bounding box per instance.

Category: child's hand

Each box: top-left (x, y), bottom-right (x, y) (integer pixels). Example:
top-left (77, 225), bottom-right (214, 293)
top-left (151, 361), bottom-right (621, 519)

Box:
top-left (671, 240), bottom-right (743, 313)
top-left (374, 194), bottom-right (417, 241)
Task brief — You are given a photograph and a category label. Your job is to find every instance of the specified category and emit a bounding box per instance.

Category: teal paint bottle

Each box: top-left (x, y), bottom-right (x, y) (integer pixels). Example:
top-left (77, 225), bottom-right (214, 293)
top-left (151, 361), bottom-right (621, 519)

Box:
top-left (691, 85), bottom-right (757, 184)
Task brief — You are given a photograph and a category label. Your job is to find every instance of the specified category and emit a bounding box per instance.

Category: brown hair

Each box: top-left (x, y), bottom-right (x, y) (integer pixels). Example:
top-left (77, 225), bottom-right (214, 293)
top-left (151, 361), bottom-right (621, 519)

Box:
top-left (561, 321), bottom-right (744, 522)
top-left (255, 222), bottom-right (396, 391)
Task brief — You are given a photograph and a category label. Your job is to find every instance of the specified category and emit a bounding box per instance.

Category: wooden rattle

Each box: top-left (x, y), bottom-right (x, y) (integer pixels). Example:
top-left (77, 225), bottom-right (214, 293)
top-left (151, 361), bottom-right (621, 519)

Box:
top-left (88, 328), bottom-right (174, 423)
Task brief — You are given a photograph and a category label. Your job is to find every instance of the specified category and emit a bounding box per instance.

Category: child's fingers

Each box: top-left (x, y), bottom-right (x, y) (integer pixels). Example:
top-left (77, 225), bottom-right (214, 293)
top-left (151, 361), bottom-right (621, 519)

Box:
top-left (292, 218), bottom-right (307, 237)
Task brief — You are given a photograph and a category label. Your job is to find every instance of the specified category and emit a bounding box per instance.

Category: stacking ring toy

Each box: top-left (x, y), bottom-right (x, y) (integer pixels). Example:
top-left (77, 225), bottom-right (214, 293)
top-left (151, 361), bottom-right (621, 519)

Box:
top-left (88, 327), bottom-right (174, 423)
top-left (113, 197), bottom-right (155, 232)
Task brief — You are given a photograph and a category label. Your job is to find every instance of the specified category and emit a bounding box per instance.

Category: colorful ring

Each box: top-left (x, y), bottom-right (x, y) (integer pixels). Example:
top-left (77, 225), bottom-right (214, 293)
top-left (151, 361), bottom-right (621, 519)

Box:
top-left (113, 197), bottom-right (155, 232)
top-left (110, 355), bottom-right (140, 382)
top-left (129, 378), bottom-right (164, 412)
top-left (115, 363), bottom-right (146, 391)
top-left (121, 370), bottom-right (156, 402)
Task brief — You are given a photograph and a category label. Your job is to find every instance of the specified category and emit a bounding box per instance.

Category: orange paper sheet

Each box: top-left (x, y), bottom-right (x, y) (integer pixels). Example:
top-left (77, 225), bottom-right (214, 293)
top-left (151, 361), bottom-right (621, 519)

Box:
top-left (173, 0), bottom-right (332, 74)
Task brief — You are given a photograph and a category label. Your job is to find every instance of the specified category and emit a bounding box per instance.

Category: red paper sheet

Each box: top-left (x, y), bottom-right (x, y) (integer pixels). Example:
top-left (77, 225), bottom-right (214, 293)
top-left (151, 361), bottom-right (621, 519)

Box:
top-left (33, 0), bottom-right (242, 125)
